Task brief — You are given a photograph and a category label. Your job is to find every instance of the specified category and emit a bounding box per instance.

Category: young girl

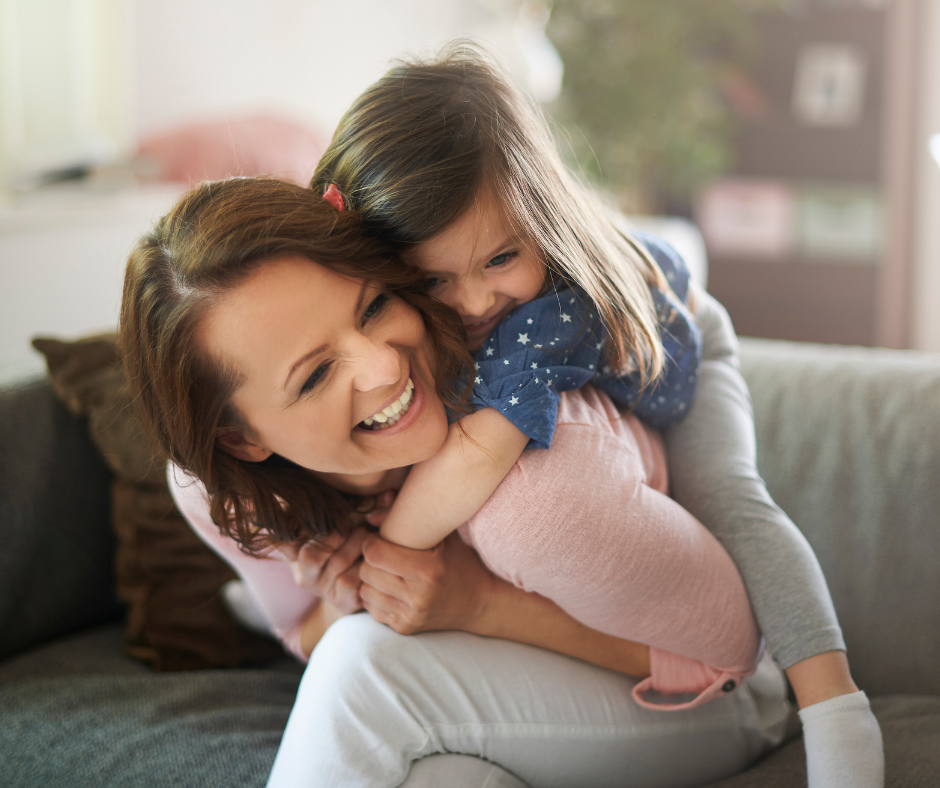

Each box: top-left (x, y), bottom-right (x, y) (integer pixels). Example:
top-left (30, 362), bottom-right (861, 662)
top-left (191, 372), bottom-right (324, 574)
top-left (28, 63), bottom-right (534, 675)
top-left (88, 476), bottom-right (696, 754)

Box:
top-left (320, 180), bottom-right (701, 554)
top-left (310, 44), bottom-right (883, 787)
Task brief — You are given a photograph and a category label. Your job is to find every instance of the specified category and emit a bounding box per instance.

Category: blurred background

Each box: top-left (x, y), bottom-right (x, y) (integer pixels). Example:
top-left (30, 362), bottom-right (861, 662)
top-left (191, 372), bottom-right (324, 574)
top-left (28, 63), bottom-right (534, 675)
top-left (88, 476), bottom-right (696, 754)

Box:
top-left (2, 0), bottom-right (939, 384)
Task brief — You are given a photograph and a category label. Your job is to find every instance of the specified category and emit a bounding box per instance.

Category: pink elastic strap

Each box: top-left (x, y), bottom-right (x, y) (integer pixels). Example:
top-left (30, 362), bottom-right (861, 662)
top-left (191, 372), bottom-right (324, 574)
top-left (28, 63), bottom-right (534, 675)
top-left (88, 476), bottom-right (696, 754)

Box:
top-left (323, 183), bottom-right (345, 211)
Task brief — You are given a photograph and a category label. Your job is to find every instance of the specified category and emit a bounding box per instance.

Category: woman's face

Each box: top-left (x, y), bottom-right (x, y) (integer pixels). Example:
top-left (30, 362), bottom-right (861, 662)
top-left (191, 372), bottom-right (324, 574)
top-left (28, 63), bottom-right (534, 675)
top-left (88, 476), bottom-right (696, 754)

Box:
top-left (199, 254), bottom-right (449, 493)
top-left (403, 185), bottom-right (546, 352)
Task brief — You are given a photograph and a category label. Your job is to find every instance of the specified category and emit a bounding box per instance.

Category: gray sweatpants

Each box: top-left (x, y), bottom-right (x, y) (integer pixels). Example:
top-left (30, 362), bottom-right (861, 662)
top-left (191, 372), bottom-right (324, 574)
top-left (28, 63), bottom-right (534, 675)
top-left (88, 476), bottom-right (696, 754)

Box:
top-left (665, 288), bottom-right (844, 669)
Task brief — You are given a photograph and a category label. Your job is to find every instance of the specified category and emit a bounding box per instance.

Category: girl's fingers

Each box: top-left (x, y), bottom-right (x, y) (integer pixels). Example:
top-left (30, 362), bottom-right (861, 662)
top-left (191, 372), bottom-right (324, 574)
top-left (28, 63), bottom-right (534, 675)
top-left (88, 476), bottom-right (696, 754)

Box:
top-left (364, 489), bottom-right (398, 527)
top-left (305, 526), bottom-right (369, 596)
top-left (285, 530), bottom-right (347, 582)
top-left (331, 558), bottom-right (365, 613)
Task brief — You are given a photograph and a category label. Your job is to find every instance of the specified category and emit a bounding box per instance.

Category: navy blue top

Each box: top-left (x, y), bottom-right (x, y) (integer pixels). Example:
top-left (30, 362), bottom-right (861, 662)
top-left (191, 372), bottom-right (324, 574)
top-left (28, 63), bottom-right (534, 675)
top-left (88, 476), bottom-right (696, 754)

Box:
top-left (467, 233), bottom-right (702, 449)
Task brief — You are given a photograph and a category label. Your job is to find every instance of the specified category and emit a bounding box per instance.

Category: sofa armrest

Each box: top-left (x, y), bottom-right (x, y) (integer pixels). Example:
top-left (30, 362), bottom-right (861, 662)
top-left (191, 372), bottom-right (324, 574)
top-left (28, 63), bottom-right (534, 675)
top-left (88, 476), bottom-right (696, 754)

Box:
top-left (740, 338), bottom-right (940, 697)
top-left (0, 377), bottom-right (122, 662)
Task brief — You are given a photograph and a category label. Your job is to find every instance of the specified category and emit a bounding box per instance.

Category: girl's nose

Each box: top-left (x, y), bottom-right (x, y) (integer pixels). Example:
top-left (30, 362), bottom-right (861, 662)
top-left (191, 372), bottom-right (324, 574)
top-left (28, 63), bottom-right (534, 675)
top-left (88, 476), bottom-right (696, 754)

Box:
top-left (351, 336), bottom-right (401, 392)
top-left (453, 279), bottom-right (495, 319)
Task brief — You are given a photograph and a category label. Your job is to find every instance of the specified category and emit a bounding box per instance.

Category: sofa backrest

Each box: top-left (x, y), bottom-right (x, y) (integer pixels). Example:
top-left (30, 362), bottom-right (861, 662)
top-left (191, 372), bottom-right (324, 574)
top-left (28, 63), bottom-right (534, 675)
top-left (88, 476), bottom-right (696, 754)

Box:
top-left (742, 339), bottom-right (940, 697)
top-left (0, 378), bottom-right (122, 661)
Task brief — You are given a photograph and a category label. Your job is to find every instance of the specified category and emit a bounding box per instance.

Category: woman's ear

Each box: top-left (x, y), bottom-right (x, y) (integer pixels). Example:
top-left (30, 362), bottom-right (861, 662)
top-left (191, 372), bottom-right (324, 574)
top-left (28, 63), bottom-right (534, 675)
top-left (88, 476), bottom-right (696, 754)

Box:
top-left (216, 429), bottom-right (274, 463)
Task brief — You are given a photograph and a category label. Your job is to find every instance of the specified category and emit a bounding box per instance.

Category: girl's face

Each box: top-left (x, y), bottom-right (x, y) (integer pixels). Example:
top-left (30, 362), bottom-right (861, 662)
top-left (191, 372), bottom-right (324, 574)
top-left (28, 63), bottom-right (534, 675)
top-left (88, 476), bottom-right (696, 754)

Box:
top-left (199, 254), bottom-right (449, 494)
top-left (403, 185), bottom-right (546, 352)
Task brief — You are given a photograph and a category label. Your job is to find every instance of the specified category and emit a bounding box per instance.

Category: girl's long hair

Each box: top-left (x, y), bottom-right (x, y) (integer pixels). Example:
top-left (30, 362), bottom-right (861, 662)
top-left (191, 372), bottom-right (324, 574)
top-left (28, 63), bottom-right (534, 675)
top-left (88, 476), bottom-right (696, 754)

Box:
top-left (120, 177), bottom-right (472, 554)
top-left (312, 41), bottom-right (668, 383)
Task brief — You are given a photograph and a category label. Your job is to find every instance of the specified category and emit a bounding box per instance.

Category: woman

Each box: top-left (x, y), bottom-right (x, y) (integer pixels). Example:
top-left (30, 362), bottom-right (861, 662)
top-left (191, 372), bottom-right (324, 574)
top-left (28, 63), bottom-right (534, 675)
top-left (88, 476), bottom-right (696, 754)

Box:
top-left (121, 177), bottom-right (789, 788)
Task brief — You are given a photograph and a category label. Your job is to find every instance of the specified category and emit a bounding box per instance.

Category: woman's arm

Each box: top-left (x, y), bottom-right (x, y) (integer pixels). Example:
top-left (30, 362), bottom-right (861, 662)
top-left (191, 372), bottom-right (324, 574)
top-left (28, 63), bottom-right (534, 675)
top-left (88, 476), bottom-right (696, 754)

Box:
top-left (167, 464), bottom-right (319, 659)
top-left (359, 531), bottom-right (652, 678)
top-left (173, 473), bottom-right (653, 675)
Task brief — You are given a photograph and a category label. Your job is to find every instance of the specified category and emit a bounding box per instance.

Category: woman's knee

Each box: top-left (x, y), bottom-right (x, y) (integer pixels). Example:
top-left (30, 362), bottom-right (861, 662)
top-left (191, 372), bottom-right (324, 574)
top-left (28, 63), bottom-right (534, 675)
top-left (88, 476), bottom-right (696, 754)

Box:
top-left (300, 614), bottom-right (440, 709)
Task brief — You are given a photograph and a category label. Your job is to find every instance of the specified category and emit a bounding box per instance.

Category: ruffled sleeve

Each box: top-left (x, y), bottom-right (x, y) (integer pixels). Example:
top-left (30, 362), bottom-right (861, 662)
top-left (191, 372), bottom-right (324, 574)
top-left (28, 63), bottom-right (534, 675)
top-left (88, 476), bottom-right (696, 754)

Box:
top-left (470, 287), bottom-right (605, 449)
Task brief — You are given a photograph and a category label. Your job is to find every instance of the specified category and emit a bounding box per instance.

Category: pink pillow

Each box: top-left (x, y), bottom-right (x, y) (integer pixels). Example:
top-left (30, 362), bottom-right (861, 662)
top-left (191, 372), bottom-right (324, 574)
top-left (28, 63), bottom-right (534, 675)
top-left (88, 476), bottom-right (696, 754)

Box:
top-left (137, 114), bottom-right (326, 185)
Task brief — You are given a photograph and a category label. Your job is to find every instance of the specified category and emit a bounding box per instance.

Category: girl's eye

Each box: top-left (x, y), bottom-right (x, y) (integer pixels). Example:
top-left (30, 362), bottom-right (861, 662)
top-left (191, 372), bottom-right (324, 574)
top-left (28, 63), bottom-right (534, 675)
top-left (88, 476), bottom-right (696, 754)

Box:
top-left (423, 277), bottom-right (444, 290)
top-left (486, 252), bottom-right (516, 268)
top-left (300, 362), bottom-right (331, 396)
top-left (363, 293), bottom-right (390, 322)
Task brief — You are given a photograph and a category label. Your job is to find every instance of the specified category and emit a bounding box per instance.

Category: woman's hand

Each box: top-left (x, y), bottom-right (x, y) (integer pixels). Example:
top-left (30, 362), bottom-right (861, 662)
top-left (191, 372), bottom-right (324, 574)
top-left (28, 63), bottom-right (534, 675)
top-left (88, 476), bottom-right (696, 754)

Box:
top-left (359, 531), bottom-right (497, 635)
top-left (275, 525), bottom-right (371, 615)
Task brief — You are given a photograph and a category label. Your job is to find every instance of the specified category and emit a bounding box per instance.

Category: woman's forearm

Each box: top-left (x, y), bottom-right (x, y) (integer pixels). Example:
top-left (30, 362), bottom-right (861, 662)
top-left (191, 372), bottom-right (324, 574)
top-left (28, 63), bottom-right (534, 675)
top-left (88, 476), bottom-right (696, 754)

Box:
top-left (359, 532), bottom-right (651, 678)
top-left (468, 575), bottom-right (652, 678)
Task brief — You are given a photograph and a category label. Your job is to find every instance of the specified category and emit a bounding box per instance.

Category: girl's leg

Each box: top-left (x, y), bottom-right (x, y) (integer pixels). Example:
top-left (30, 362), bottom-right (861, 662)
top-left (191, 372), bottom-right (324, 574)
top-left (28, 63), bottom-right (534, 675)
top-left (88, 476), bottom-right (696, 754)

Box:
top-left (266, 614), bottom-right (789, 788)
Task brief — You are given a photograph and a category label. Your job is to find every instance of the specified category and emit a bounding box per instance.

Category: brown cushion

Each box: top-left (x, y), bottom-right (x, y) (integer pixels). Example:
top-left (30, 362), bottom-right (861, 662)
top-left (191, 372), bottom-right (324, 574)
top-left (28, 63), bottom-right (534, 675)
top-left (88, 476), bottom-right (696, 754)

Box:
top-left (32, 333), bottom-right (281, 671)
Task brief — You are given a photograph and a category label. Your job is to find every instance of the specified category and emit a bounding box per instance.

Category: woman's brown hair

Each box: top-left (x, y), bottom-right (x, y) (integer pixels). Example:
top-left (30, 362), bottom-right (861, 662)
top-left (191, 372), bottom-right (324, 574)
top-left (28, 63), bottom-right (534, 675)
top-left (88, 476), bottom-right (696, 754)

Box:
top-left (120, 177), bottom-right (472, 554)
top-left (312, 41), bottom-right (669, 383)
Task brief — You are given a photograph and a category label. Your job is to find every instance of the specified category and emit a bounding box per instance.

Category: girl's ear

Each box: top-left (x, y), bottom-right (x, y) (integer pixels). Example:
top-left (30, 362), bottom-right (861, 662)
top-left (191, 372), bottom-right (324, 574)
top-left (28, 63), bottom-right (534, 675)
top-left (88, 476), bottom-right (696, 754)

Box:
top-left (216, 429), bottom-right (274, 463)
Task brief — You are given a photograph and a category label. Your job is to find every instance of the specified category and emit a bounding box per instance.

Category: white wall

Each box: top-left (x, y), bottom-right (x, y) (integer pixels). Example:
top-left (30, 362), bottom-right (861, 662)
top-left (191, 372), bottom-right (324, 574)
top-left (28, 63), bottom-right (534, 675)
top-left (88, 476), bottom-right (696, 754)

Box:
top-left (0, 0), bottom-right (541, 383)
top-left (911, 0), bottom-right (940, 352)
top-left (130, 0), bottom-right (508, 139)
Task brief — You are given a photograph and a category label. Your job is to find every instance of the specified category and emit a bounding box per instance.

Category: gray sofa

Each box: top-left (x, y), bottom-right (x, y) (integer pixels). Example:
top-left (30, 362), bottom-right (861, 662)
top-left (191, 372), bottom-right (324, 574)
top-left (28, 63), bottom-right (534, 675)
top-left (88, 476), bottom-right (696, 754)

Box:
top-left (2, 338), bottom-right (939, 788)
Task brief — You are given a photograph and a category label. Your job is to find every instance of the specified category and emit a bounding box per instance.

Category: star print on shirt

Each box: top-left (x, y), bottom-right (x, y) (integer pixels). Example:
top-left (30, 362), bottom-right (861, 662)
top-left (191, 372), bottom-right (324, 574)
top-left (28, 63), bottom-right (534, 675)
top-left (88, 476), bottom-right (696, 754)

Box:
top-left (475, 376), bottom-right (482, 384)
top-left (474, 362), bottom-right (480, 370)
top-left (465, 233), bottom-right (700, 450)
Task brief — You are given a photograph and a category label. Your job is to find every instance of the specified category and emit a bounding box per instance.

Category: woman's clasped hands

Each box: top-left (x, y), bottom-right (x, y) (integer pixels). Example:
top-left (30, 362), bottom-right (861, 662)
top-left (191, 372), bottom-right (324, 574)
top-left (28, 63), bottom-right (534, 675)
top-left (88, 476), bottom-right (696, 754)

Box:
top-left (277, 490), bottom-right (498, 653)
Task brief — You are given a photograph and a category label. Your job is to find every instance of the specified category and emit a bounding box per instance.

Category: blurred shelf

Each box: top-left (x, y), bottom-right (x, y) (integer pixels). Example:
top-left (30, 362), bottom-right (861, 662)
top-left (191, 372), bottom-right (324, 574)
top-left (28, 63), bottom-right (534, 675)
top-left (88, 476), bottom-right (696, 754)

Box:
top-left (708, 257), bottom-right (877, 347)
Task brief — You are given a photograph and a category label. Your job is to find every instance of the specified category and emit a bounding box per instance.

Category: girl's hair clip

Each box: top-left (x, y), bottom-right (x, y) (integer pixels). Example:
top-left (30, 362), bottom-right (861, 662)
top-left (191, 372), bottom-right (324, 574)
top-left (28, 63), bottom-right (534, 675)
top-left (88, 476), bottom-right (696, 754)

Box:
top-left (323, 183), bottom-right (345, 211)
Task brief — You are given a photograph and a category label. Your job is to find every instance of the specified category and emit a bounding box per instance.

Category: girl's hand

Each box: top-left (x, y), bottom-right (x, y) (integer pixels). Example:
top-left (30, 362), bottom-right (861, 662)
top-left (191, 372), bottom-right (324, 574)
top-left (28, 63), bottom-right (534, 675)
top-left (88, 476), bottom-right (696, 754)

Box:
top-left (359, 531), bottom-right (497, 635)
top-left (275, 526), bottom-right (371, 614)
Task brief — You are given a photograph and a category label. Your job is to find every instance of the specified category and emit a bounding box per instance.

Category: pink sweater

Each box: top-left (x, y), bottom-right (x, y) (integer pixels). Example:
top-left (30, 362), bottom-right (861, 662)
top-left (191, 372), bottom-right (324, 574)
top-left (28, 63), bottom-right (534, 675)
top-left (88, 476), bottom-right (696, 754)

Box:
top-left (460, 385), bottom-right (760, 710)
top-left (169, 386), bottom-right (760, 712)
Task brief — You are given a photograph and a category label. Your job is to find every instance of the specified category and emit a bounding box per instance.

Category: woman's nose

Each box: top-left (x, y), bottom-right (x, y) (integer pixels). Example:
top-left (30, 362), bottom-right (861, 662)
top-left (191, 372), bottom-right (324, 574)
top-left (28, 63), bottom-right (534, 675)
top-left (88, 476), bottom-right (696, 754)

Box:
top-left (351, 336), bottom-right (400, 392)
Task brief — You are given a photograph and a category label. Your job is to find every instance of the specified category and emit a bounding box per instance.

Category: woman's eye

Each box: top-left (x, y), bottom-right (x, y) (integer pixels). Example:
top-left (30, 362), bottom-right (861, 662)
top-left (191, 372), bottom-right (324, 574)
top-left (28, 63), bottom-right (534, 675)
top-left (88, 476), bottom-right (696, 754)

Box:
top-left (363, 293), bottom-right (390, 322)
top-left (423, 277), bottom-right (444, 290)
top-left (300, 363), bottom-right (331, 396)
top-left (486, 252), bottom-right (516, 268)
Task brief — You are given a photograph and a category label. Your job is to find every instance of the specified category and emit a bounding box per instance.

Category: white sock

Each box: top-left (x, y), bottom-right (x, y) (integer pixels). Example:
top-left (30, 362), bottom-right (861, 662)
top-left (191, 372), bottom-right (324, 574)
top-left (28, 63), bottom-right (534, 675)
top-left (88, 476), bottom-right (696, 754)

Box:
top-left (798, 690), bottom-right (884, 788)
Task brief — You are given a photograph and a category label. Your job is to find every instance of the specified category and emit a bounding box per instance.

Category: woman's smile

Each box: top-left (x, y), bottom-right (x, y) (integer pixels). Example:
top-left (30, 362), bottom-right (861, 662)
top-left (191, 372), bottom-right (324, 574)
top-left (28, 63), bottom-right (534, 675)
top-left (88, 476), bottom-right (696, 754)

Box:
top-left (357, 373), bottom-right (417, 430)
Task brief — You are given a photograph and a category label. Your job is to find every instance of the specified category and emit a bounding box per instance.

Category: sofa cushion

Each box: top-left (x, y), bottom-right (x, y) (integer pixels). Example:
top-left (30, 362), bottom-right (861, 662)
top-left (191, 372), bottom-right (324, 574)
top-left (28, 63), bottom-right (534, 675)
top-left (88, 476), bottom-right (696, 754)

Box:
top-left (741, 339), bottom-right (940, 698)
top-left (30, 334), bottom-right (281, 671)
top-left (0, 626), bottom-right (300, 788)
top-left (0, 378), bottom-right (121, 661)
top-left (703, 695), bottom-right (940, 788)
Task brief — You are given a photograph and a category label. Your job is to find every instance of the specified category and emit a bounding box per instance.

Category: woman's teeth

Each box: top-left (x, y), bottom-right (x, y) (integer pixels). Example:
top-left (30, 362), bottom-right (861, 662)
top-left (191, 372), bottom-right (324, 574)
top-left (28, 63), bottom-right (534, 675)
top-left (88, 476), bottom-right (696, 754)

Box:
top-left (361, 379), bottom-right (415, 430)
